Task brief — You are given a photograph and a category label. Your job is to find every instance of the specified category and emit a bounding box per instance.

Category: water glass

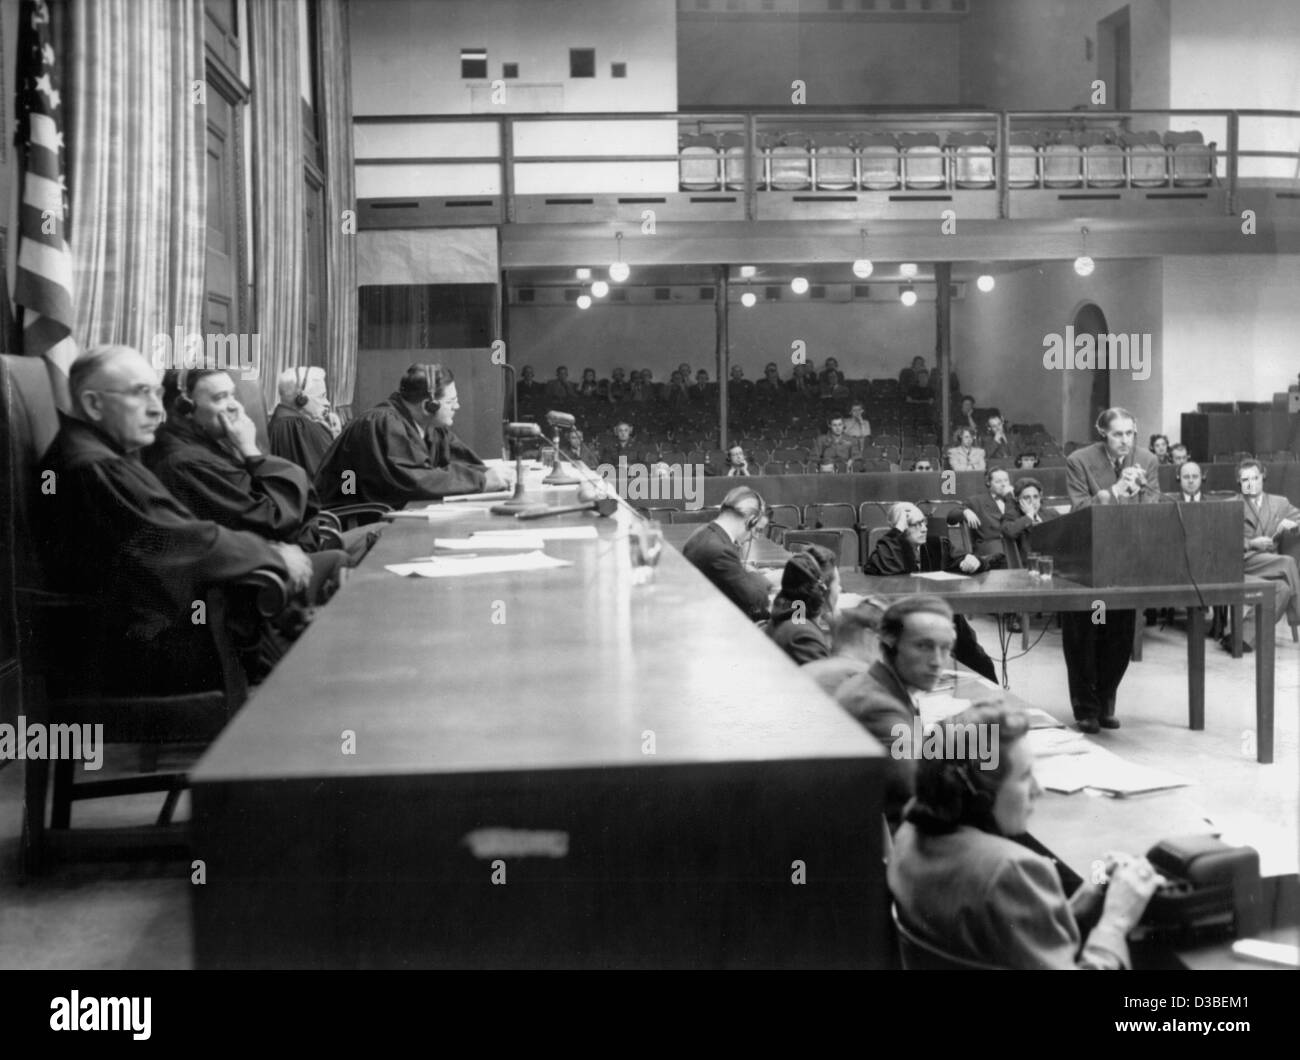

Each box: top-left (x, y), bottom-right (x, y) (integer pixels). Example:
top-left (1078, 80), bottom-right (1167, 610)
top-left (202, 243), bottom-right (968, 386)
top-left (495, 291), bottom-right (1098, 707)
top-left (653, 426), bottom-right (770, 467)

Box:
top-left (1036, 556), bottom-right (1054, 581)
top-left (631, 521), bottom-right (664, 585)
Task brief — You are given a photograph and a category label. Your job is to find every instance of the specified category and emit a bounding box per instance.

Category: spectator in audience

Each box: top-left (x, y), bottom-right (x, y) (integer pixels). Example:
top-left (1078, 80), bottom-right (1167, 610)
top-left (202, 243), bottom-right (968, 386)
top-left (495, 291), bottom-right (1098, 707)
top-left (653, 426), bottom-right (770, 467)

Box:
top-left (788, 362), bottom-right (815, 393)
top-left (899, 355), bottom-right (926, 388)
top-left (955, 468), bottom-right (1015, 568)
top-left (1172, 460), bottom-right (1203, 502)
top-left (888, 703), bottom-right (1162, 968)
top-left (1234, 459), bottom-right (1300, 654)
top-left (1170, 443), bottom-right (1189, 469)
top-left (316, 364), bottom-right (506, 509)
top-left (952, 394), bottom-right (980, 434)
top-left (863, 503), bottom-right (998, 682)
top-left (628, 370), bottom-right (649, 403)
top-left (681, 486), bottom-right (780, 621)
top-left (815, 415), bottom-right (858, 470)
top-left (819, 368), bottom-right (849, 400)
top-left (728, 364), bottom-right (754, 397)
top-left (947, 427), bottom-right (986, 471)
top-left (642, 368), bottom-right (664, 402)
top-left (843, 400), bottom-right (872, 443)
top-left (912, 458), bottom-right (935, 473)
top-left (721, 444), bottom-right (751, 477)
top-left (666, 370), bottom-right (691, 406)
top-left (818, 357), bottom-right (842, 384)
top-left (1149, 434), bottom-right (1172, 464)
top-left (834, 594), bottom-right (954, 829)
top-left (269, 367), bottom-right (336, 480)
top-left (1015, 451), bottom-right (1039, 470)
top-left (1001, 477), bottom-right (1058, 563)
top-left (607, 366), bottom-right (630, 402)
top-left (766, 545), bottom-right (840, 665)
top-left (756, 362), bottom-right (783, 394)
top-left (517, 365), bottom-right (541, 400)
top-left (578, 368), bottom-right (600, 398)
top-left (601, 421), bottom-right (637, 465)
top-left (802, 598), bottom-right (888, 696)
top-left (689, 369), bottom-right (713, 403)
top-left (677, 362), bottom-right (692, 383)
top-left (906, 369), bottom-right (935, 404)
top-left (983, 412), bottom-right (1016, 462)
top-left (545, 366), bottom-right (579, 402)
top-left (564, 427), bottom-right (599, 467)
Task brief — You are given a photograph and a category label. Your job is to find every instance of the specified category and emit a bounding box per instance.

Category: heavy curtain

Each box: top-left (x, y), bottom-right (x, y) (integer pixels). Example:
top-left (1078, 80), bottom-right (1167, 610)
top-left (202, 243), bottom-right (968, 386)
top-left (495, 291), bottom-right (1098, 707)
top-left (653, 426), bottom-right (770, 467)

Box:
top-left (318, 0), bottom-right (358, 418)
top-left (247, 0), bottom-right (304, 410)
top-left (65, 0), bottom-right (206, 357)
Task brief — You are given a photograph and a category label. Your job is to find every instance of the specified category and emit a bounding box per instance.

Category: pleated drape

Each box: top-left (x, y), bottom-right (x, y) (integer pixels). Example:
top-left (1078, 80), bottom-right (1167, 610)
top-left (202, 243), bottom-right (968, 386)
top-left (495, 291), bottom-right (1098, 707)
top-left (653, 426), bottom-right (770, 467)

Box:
top-left (66, 0), bottom-right (206, 354)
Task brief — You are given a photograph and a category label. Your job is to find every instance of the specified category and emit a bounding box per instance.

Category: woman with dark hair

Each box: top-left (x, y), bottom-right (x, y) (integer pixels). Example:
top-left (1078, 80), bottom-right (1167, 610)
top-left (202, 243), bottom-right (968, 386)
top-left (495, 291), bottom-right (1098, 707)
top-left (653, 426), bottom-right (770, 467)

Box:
top-left (1149, 434), bottom-right (1172, 464)
top-left (578, 367), bottom-right (600, 398)
top-left (766, 545), bottom-right (840, 664)
top-left (888, 703), bottom-right (1163, 969)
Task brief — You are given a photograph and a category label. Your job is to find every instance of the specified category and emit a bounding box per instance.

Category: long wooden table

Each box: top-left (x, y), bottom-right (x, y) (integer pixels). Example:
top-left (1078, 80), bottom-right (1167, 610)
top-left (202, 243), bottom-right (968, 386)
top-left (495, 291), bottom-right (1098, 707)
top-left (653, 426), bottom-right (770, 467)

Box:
top-left (190, 484), bottom-right (892, 969)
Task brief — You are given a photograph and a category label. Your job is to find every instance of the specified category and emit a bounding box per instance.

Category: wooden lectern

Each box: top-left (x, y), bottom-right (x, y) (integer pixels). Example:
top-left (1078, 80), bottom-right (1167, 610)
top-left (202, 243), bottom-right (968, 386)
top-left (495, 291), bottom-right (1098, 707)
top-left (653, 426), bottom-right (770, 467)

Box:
top-left (1027, 501), bottom-right (1244, 588)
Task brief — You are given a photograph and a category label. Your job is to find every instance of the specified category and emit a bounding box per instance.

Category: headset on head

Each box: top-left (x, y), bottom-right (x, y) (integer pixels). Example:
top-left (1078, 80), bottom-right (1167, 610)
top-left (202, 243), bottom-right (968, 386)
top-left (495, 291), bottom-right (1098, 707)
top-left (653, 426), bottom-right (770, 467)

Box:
top-left (174, 369), bottom-right (195, 415)
top-left (722, 487), bottom-right (766, 532)
top-left (292, 367), bottom-right (310, 408)
top-left (400, 363), bottom-right (443, 415)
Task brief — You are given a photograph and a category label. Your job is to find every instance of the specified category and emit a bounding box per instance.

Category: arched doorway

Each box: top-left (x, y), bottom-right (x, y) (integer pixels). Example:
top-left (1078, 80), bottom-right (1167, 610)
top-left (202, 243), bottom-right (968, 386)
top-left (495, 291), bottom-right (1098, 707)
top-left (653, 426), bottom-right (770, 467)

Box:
top-left (1063, 303), bottom-right (1110, 445)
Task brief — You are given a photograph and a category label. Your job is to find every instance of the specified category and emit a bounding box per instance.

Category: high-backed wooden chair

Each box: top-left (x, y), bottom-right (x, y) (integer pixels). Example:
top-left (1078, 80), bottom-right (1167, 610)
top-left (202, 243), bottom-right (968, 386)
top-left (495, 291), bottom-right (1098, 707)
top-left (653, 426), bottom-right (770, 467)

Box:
top-left (1, 354), bottom-right (288, 876)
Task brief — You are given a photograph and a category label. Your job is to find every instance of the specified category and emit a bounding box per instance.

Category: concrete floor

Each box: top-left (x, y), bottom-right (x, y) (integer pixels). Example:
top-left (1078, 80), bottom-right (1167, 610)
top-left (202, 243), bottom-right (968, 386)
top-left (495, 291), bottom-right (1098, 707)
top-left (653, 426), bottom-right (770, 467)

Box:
top-left (1, 613), bottom-right (1296, 969)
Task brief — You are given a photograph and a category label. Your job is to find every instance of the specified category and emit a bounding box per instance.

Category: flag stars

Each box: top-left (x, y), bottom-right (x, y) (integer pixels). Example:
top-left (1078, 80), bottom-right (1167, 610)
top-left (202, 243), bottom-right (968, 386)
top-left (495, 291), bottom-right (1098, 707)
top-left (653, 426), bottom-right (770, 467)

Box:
top-left (34, 73), bottom-right (60, 110)
top-left (42, 43), bottom-right (55, 68)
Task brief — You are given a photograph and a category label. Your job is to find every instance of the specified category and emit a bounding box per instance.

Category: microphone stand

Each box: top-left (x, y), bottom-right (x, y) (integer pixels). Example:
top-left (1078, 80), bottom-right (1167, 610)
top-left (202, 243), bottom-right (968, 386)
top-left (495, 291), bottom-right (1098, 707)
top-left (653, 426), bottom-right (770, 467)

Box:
top-left (543, 425), bottom-right (581, 486)
top-left (490, 431), bottom-right (537, 515)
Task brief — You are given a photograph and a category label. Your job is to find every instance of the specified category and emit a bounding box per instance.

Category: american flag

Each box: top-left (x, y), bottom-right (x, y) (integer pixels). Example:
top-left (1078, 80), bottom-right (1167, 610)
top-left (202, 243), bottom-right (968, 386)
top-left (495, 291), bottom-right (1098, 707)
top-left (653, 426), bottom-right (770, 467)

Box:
top-left (13, 0), bottom-right (73, 367)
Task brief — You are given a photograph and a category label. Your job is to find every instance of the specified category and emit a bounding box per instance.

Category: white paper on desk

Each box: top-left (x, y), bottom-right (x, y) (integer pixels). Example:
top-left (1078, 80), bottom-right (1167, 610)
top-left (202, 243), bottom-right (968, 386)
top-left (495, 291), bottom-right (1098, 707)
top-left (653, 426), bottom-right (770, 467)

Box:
top-left (442, 491), bottom-right (514, 503)
top-left (1034, 754), bottom-right (1093, 794)
top-left (431, 536), bottom-right (546, 551)
top-left (913, 570), bottom-right (967, 581)
top-left (1036, 745), bottom-right (1192, 796)
top-left (1209, 813), bottom-right (1300, 878)
top-left (473, 526), bottom-right (599, 541)
top-left (917, 694), bottom-right (972, 725)
top-left (1024, 728), bottom-right (1091, 757)
top-left (388, 507), bottom-right (477, 521)
top-left (385, 551), bottom-right (573, 578)
top-left (1023, 707), bottom-right (1066, 730)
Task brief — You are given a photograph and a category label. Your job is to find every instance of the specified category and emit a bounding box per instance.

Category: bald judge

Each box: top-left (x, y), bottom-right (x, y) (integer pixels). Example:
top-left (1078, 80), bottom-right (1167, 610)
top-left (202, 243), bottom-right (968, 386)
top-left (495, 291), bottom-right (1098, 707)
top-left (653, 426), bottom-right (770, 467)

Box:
top-left (37, 346), bottom-right (307, 692)
top-left (268, 366), bottom-right (337, 478)
top-left (314, 364), bottom-right (508, 508)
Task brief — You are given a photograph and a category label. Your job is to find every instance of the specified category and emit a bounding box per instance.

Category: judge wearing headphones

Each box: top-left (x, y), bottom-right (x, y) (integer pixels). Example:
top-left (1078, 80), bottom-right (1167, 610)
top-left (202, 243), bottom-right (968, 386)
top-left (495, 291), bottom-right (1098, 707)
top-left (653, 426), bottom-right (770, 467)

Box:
top-left (766, 545), bottom-right (839, 664)
top-left (268, 366), bottom-right (337, 478)
top-left (681, 486), bottom-right (781, 621)
top-left (1061, 407), bottom-right (1160, 733)
top-left (889, 703), bottom-right (1162, 969)
top-left (315, 363), bottom-right (508, 508)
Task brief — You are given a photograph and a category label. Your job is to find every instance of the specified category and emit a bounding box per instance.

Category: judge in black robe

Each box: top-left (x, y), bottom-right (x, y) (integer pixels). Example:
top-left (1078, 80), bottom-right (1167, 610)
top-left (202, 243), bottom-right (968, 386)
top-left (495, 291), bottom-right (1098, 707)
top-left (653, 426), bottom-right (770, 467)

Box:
top-left (268, 365), bottom-right (337, 478)
top-left (314, 364), bottom-right (501, 509)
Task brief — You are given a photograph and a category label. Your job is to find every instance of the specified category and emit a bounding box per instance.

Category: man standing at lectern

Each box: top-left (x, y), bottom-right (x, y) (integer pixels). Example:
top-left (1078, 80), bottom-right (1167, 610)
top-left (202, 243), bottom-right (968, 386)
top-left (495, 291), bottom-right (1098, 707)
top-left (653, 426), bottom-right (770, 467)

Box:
top-left (1061, 408), bottom-right (1160, 734)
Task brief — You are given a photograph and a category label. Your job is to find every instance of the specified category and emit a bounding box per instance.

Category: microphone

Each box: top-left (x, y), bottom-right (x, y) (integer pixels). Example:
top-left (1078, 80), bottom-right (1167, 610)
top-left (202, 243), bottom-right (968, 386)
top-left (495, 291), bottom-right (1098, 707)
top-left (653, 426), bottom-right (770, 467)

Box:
top-left (490, 422), bottom-right (546, 515)
top-left (543, 410), bottom-right (580, 486)
top-left (505, 421), bottom-right (543, 439)
top-left (515, 497), bottom-right (619, 520)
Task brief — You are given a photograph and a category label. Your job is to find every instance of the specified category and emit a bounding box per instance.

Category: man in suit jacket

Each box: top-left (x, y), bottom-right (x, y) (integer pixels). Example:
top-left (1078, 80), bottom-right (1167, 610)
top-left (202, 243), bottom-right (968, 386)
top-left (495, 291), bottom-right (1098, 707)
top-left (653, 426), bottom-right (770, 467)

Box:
top-left (981, 412), bottom-right (1017, 463)
top-left (956, 468), bottom-right (1016, 563)
top-left (681, 486), bottom-right (779, 621)
top-left (1001, 476), bottom-right (1060, 562)
top-left (863, 503), bottom-right (997, 683)
top-left (834, 595), bottom-right (957, 830)
top-left (1237, 459), bottom-right (1300, 649)
top-left (1060, 408), bottom-right (1161, 733)
top-left (1169, 460), bottom-right (1204, 503)
top-left (721, 444), bottom-right (751, 477)
top-left (802, 599), bottom-right (887, 696)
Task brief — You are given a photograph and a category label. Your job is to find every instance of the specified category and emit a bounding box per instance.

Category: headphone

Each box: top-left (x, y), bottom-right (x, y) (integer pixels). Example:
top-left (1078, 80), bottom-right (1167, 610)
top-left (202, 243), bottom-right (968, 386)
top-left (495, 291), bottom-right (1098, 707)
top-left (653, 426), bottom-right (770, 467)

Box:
top-left (785, 550), bottom-right (831, 606)
top-left (399, 363), bottom-right (443, 415)
top-left (722, 487), bottom-right (766, 532)
top-left (292, 368), bottom-right (310, 408)
top-left (173, 369), bottom-right (196, 415)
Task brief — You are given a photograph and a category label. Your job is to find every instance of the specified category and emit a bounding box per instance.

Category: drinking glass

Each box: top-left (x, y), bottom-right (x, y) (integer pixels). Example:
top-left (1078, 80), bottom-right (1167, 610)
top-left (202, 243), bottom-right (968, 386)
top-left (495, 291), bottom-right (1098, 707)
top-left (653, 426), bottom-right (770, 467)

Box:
top-left (631, 521), bottom-right (665, 585)
top-left (1036, 556), bottom-right (1054, 581)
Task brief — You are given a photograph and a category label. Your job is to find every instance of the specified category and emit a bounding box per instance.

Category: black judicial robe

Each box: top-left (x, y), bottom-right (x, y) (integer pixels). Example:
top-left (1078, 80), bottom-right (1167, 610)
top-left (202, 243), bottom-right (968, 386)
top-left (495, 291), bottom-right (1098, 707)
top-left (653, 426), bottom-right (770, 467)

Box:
top-left (313, 394), bottom-right (487, 508)
top-left (146, 417), bottom-right (320, 545)
top-left (37, 414), bottom-right (288, 691)
top-left (268, 403), bottom-right (334, 479)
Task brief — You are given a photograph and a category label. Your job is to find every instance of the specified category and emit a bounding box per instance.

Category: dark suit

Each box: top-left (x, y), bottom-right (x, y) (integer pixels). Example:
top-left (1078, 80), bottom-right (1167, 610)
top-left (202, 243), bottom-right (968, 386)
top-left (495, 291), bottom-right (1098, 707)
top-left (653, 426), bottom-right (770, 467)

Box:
top-left (888, 823), bottom-right (1129, 969)
top-left (1060, 443), bottom-right (1161, 724)
top-left (862, 529), bottom-right (997, 682)
top-left (1001, 504), bottom-right (1060, 565)
top-left (960, 491), bottom-right (1018, 559)
top-left (681, 521), bottom-right (771, 621)
top-left (268, 403), bottom-right (334, 479)
top-left (834, 660), bottom-right (921, 830)
top-left (766, 597), bottom-right (832, 665)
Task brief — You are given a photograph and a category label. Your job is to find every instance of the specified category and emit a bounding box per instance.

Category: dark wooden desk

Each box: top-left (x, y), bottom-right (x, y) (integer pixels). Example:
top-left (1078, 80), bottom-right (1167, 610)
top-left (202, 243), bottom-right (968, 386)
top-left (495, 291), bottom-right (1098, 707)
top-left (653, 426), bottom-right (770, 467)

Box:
top-left (841, 570), bottom-right (1277, 763)
top-left (191, 490), bottom-right (891, 969)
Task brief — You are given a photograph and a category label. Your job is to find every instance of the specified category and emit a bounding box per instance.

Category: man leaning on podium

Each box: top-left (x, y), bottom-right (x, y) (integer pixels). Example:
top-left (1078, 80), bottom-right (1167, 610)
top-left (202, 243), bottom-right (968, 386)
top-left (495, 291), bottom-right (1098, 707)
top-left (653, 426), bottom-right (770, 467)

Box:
top-left (1061, 407), bottom-right (1161, 734)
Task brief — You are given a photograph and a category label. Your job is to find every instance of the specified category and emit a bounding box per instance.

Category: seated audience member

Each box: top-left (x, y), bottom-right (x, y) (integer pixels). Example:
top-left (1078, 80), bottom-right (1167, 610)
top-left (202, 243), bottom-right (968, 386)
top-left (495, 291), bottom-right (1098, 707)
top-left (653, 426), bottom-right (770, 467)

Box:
top-left (834, 595), bottom-right (954, 828)
top-left (641, 368), bottom-right (664, 402)
top-left (516, 365), bottom-right (542, 400)
top-left (843, 401), bottom-right (872, 443)
top-left (601, 421), bottom-right (637, 465)
top-left (956, 468), bottom-right (1016, 566)
top-left (690, 369), bottom-right (713, 402)
top-left (564, 427), bottom-right (599, 467)
top-left (720, 444), bottom-right (751, 477)
top-left (818, 369), bottom-right (849, 400)
top-left (315, 364), bottom-right (505, 508)
top-left (666, 370), bottom-right (691, 406)
top-left (899, 355), bottom-right (926, 388)
top-left (912, 458), bottom-right (935, 473)
top-left (1169, 442), bottom-right (1189, 469)
top-left (814, 416), bottom-right (858, 470)
top-left (888, 703), bottom-right (1162, 968)
top-left (1015, 451), bottom-right (1039, 470)
top-left (766, 545), bottom-right (840, 665)
top-left (728, 365), bottom-right (754, 396)
top-left (947, 427), bottom-right (986, 471)
top-left (802, 598), bottom-right (888, 696)
top-left (982, 412), bottom-right (1016, 462)
top-left (545, 366), bottom-right (579, 402)
top-left (627, 370), bottom-right (648, 403)
top-left (38, 346), bottom-right (305, 692)
top-left (1001, 477), bottom-right (1058, 562)
top-left (818, 357), bottom-right (842, 385)
top-left (1169, 460), bottom-right (1203, 502)
top-left (863, 503), bottom-right (997, 682)
top-left (756, 362), bottom-right (783, 394)
top-left (578, 368), bottom-right (600, 398)
top-left (607, 366), bottom-right (630, 402)
top-left (952, 394), bottom-right (980, 434)
top-left (1149, 434), bottom-right (1172, 464)
top-left (906, 369), bottom-right (935, 404)
top-left (268, 367), bottom-right (336, 479)
top-left (677, 362), bottom-right (692, 383)
top-left (1233, 459), bottom-right (1300, 653)
top-left (681, 487), bottom-right (780, 621)
top-left (788, 362), bottom-right (815, 393)
top-left (148, 369), bottom-right (369, 575)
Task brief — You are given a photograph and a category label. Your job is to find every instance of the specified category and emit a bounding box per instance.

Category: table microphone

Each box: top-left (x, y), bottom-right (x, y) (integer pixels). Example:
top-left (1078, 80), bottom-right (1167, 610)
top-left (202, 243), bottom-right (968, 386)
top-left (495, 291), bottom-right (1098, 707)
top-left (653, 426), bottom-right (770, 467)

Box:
top-left (491, 422), bottom-right (545, 515)
top-left (543, 410), bottom-right (581, 485)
